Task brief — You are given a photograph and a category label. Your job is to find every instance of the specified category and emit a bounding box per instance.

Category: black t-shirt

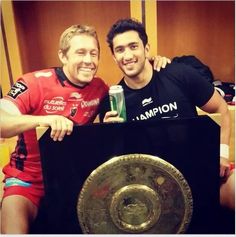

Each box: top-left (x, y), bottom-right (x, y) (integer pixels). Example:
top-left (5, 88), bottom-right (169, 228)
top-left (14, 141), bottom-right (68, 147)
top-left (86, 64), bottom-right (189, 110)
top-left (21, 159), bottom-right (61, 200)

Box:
top-left (99, 62), bottom-right (214, 122)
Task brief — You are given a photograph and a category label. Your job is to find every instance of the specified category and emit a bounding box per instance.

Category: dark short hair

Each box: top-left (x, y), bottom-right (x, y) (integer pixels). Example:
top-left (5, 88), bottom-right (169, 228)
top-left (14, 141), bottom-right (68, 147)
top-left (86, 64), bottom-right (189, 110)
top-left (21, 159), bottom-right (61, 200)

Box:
top-left (107, 18), bottom-right (148, 54)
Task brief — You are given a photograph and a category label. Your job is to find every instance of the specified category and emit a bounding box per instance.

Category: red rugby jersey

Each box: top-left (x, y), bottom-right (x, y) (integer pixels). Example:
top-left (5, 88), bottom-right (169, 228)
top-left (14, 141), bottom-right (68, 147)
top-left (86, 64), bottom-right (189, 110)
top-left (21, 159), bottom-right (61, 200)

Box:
top-left (2, 67), bottom-right (108, 182)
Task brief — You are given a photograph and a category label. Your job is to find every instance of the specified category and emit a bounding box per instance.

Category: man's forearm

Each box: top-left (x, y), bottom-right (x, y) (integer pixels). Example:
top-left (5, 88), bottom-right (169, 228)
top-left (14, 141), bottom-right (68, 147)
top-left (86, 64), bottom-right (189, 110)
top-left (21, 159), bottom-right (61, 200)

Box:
top-left (220, 107), bottom-right (231, 159)
top-left (0, 110), bottom-right (40, 138)
top-left (220, 109), bottom-right (231, 145)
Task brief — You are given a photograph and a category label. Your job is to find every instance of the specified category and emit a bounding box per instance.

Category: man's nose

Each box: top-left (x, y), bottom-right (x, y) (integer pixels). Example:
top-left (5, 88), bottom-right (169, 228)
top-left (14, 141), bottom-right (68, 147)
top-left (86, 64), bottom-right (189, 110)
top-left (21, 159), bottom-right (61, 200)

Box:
top-left (83, 53), bottom-right (92, 63)
top-left (123, 49), bottom-right (133, 60)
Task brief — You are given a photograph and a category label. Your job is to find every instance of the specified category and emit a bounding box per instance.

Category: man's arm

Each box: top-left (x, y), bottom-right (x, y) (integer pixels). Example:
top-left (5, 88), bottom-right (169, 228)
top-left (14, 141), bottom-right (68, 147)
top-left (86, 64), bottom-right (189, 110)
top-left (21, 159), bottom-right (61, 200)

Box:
top-left (0, 99), bottom-right (73, 141)
top-left (200, 89), bottom-right (231, 177)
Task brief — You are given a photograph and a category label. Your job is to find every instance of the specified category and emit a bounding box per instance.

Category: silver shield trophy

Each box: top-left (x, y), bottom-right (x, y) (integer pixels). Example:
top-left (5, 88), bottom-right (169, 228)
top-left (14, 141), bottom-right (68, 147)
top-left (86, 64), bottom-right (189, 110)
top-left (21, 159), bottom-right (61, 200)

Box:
top-left (77, 154), bottom-right (193, 234)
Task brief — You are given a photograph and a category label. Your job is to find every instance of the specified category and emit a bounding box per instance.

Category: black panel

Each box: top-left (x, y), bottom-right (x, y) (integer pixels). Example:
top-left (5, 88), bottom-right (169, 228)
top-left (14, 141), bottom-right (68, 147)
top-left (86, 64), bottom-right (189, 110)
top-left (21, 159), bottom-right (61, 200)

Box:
top-left (32, 116), bottom-right (223, 234)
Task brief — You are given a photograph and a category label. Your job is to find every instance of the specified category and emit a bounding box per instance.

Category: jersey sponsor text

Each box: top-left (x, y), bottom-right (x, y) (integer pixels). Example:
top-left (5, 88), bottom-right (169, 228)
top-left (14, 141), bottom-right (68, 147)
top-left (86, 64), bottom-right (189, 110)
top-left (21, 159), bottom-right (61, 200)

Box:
top-left (43, 96), bottom-right (66, 114)
top-left (133, 102), bottom-right (177, 120)
top-left (81, 98), bottom-right (99, 108)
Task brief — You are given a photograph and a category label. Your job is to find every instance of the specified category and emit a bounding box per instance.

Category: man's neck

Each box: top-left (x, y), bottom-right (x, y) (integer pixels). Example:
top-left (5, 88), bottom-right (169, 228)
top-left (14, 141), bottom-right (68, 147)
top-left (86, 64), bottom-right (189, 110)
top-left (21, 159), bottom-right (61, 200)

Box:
top-left (62, 67), bottom-right (87, 87)
top-left (124, 61), bottom-right (153, 89)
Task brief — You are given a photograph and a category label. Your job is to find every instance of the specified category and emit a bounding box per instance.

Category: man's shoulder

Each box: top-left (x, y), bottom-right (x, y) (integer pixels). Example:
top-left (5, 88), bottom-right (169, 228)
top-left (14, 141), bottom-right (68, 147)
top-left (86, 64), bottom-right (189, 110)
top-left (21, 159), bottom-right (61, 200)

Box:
top-left (157, 61), bottom-right (198, 80)
top-left (22, 68), bottom-right (56, 80)
top-left (167, 61), bottom-right (201, 74)
top-left (165, 61), bottom-right (192, 71)
top-left (91, 76), bottom-right (108, 89)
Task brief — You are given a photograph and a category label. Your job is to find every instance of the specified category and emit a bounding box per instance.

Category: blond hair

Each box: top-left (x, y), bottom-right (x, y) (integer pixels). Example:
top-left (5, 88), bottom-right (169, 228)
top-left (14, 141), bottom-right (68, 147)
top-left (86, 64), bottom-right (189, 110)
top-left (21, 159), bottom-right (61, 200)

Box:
top-left (59, 24), bottom-right (100, 55)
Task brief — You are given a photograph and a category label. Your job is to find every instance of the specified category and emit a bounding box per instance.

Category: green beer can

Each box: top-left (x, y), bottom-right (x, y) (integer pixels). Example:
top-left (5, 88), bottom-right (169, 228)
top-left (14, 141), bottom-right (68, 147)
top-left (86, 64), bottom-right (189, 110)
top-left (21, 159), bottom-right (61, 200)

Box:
top-left (109, 85), bottom-right (127, 121)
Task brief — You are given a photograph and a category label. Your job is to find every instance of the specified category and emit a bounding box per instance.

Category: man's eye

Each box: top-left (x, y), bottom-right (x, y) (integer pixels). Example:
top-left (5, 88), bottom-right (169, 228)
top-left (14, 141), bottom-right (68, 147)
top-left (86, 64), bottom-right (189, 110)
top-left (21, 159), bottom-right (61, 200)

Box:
top-left (77, 51), bottom-right (85, 55)
top-left (115, 48), bottom-right (124, 53)
top-left (130, 45), bottom-right (138, 50)
top-left (91, 52), bottom-right (98, 57)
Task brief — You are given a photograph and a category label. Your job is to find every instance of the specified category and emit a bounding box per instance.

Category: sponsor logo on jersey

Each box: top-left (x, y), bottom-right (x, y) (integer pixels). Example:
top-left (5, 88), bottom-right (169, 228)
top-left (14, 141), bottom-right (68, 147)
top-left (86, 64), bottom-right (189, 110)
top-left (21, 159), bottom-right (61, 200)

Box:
top-left (142, 97), bottom-right (153, 106)
top-left (34, 71), bottom-right (53, 78)
top-left (43, 96), bottom-right (66, 114)
top-left (70, 104), bottom-right (78, 117)
top-left (7, 81), bottom-right (28, 99)
top-left (68, 92), bottom-right (82, 101)
top-left (80, 98), bottom-right (99, 108)
top-left (133, 102), bottom-right (178, 120)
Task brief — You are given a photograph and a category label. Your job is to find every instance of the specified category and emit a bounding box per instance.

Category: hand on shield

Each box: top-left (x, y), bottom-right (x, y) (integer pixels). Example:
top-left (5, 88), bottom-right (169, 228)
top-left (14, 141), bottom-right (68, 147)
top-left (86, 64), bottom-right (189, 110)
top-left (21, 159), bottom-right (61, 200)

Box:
top-left (38, 115), bottom-right (73, 141)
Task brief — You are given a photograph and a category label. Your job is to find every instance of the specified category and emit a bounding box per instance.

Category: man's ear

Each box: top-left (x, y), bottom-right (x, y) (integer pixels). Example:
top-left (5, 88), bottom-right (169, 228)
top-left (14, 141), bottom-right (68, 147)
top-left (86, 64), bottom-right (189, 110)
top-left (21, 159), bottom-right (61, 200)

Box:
top-left (145, 43), bottom-right (150, 58)
top-left (58, 50), bottom-right (67, 64)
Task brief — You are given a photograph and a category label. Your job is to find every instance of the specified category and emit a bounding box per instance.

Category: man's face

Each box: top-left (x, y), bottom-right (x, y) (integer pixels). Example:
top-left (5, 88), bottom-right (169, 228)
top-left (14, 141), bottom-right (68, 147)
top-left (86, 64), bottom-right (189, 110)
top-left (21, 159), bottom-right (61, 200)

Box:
top-left (112, 30), bottom-right (149, 78)
top-left (61, 34), bottom-right (99, 86)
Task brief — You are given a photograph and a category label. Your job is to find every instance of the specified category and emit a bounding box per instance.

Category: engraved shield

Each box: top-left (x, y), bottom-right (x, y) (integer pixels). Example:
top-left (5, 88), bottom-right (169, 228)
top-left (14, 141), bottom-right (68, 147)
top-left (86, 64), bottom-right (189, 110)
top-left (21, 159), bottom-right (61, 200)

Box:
top-left (77, 154), bottom-right (193, 234)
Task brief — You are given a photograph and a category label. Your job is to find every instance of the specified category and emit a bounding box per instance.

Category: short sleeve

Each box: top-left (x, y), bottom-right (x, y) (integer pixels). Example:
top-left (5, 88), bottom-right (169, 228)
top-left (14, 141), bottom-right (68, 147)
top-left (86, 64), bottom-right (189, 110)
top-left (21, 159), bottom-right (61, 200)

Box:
top-left (180, 64), bottom-right (215, 107)
top-left (4, 76), bottom-right (38, 114)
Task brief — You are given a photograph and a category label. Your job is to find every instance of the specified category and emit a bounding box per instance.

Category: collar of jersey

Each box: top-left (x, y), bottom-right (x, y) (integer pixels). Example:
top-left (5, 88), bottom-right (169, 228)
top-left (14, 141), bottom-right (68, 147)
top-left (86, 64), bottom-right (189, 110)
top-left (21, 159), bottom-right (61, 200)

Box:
top-left (54, 67), bottom-right (88, 89)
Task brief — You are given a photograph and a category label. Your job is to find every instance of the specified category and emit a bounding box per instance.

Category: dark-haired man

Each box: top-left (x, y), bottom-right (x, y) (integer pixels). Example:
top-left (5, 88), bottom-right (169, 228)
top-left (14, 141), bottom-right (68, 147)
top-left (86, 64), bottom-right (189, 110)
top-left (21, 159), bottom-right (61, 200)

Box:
top-left (99, 18), bottom-right (234, 210)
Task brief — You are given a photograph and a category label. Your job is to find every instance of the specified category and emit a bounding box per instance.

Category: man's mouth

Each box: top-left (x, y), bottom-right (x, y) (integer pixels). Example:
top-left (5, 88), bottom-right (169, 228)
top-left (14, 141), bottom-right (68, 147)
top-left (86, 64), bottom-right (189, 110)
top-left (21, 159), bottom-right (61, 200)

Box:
top-left (123, 60), bottom-right (137, 70)
top-left (79, 67), bottom-right (94, 72)
top-left (123, 60), bottom-right (137, 66)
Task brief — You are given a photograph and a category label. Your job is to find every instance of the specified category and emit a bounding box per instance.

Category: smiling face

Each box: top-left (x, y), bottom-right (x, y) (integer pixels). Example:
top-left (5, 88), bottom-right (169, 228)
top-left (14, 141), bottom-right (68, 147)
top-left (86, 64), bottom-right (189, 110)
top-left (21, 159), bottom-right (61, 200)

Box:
top-left (59, 34), bottom-right (99, 86)
top-left (112, 30), bottom-right (150, 79)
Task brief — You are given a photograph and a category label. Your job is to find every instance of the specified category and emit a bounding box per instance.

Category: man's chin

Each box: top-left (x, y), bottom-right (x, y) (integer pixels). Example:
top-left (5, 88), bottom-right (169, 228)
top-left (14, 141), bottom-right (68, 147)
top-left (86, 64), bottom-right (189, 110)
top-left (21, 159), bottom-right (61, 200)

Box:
top-left (121, 67), bottom-right (137, 77)
top-left (123, 71), bottom-right (138, 78)
top-left (80, 78), bottom-right (93, 84)
top-left (73, 76), bottom-right (93, 86)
